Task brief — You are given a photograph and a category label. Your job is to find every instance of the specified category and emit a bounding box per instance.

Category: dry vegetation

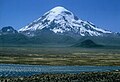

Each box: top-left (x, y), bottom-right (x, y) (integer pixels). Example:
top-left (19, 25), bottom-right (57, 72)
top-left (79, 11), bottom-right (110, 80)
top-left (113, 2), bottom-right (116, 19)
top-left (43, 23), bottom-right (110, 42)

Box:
top-left (0, 46), bottom-right (120, 66)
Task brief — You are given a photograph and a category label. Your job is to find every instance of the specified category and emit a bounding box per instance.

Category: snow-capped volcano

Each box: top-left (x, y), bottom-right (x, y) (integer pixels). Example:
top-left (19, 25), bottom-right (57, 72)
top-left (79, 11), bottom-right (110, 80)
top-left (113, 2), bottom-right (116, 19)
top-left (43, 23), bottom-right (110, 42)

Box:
top-left (19, 6), bottom-right (111, 37)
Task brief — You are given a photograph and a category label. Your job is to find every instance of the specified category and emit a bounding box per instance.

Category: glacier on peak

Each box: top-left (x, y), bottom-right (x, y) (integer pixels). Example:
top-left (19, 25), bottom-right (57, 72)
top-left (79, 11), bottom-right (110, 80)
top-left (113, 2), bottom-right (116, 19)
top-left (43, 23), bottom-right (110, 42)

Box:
top-left (19, 6), bottom-right (112, 37)
top-left (49, 6), bottom-right (69, 14)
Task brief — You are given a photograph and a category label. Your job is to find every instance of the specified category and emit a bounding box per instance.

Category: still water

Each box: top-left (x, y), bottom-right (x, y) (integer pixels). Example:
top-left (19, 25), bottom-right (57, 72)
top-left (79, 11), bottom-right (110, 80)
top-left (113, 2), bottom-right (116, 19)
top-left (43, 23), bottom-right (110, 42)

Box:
top-left (0, 64), bottom-right (120, 77)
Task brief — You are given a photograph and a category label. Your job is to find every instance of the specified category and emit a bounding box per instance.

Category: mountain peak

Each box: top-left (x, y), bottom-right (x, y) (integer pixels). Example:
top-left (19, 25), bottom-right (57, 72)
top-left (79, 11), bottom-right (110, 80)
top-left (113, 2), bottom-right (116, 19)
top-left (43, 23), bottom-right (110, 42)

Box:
top-left (19, 6), bottom-right (112, 37)
top-left (50, 6), bottom-right (69, 13)
top-left (0, 26), bottom-right (18, 35)
top-left (43, 6), bottom-right (73, 21)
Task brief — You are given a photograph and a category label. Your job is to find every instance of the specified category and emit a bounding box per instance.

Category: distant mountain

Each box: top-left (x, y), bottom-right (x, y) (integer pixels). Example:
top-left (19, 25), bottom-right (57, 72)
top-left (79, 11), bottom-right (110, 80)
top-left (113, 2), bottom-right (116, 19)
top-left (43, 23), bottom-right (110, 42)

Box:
top-left (72, 39), bottom-right (104, 48)
top-left (116, 32), bottom-right (120, 36)
top-left (0, 26), bottom-right (18, 35)
top-left (0, 26), bottom-right (29, 44)
top-left (72, 36), bottom-right (120, 47)
top-left (19, 6), bottom-right (112, 37)
top-left (0, 6), bottom-right (120, 47)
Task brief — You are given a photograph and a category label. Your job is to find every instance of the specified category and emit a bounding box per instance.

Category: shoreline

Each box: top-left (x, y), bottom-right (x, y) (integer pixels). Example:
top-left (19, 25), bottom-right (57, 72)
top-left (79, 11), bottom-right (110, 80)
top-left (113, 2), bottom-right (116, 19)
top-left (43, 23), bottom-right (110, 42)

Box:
top-left (1, 71), bottom-right (120, 82)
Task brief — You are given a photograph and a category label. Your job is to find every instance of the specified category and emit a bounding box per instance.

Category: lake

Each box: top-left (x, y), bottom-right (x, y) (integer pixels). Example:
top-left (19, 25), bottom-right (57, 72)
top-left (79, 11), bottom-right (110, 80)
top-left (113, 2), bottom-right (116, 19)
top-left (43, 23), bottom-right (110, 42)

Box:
top-left (0, 64), bottom-right (120, 77)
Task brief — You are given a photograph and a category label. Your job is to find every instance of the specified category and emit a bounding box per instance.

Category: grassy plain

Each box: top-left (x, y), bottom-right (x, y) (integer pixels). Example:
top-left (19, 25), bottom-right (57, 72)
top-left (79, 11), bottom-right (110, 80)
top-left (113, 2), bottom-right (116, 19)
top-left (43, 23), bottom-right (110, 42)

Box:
top-left (0, 45), bottom-right (120, 66)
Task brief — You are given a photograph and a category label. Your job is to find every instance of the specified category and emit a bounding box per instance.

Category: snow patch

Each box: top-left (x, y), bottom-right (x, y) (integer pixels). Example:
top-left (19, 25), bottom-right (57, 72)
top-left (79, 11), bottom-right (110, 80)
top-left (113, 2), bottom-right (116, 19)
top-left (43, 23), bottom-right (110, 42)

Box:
top-left (51, 28), bottom-right (64, 33)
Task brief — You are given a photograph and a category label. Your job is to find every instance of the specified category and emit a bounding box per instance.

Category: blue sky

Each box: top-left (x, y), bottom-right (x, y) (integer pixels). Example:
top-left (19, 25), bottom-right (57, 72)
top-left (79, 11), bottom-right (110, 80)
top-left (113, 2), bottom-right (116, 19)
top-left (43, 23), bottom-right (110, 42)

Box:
top-left (0, 0), bottom-right (120, 32)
